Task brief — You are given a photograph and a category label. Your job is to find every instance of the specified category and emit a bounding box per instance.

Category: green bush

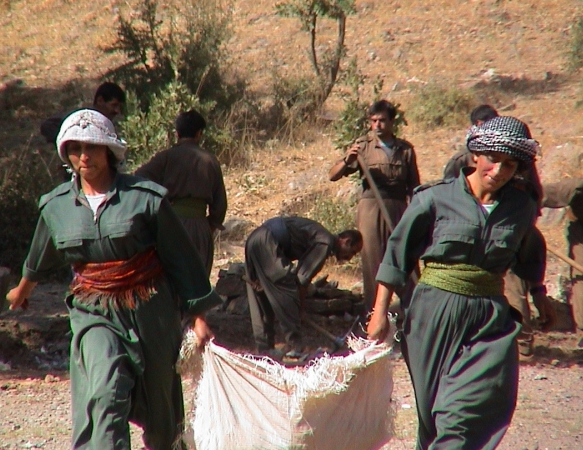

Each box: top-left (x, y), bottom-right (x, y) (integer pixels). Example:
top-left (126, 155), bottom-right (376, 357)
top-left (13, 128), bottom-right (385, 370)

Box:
top-left (307, 194), bottom-right (356, 233)
top-left (271, 72), bottom-right (323, 130)
top-left (408, 83), bottom-right (474, 129)
top-left (121, 82), bottom-right (238, 171)
top-left (104, 0), bottom-right (239, 109)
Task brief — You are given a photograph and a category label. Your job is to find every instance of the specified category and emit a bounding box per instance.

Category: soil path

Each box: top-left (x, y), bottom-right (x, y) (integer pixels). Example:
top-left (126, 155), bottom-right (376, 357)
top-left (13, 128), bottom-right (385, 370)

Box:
top-left (1, 283), bottom-right (582, 449)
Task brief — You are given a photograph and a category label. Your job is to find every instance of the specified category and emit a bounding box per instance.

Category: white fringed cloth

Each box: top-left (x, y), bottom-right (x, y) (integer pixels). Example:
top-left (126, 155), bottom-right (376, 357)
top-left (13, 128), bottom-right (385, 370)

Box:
top-left (177, 325), bottom-right (396, 450)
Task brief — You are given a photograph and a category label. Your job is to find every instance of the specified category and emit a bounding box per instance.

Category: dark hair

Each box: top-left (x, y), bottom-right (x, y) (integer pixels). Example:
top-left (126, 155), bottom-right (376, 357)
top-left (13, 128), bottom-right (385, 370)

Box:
top-left (106, 149), bottom-right (119, 171)
top-left (470, 104), bottom-right (498, 125)
top-left (175, 109), bottom-right (207, 139)
top-left (338, 229), bottom-right (363, 248)
top-left (93, 82), bottom-right (126, 104)
top-left (367, 100), bottom-right (397, 121)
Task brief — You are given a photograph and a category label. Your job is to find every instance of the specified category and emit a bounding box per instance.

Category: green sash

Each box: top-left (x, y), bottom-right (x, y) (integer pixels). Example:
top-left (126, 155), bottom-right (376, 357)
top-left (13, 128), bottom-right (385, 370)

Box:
top-left (171, 198), bottom-right (207, 218)
top-left (419, 262), bottom-right (504, 296)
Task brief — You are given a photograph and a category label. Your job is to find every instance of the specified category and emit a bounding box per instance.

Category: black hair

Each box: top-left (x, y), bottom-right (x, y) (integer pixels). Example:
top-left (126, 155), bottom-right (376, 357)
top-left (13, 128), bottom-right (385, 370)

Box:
top-left (106, 149), bottom-right (119, 171)
top-left (338, 229), bottom-right (363, 248)
top-left (175, 109), bottom-right (207, 139)
top-left (93, 82), bottom-right (126, 104)
top-left (367, 100), bottom-right (397, 121)
top-left (470, 104), bottom-right (498, 125)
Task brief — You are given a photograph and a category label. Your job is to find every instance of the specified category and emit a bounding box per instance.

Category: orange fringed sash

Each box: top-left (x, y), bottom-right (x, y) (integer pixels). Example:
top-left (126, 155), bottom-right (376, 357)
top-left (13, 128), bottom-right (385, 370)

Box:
top-left (71, 248), bottom-right (165, 309)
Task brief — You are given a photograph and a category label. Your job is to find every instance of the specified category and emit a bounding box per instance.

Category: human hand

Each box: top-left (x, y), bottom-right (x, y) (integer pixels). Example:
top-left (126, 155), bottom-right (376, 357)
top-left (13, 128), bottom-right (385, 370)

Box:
top-left (191, 315), bottom-right (214, 349)
top-left (532, 292), bottom-right (556, 331)
top-left (6, 287), bottom-right (29, 311)
top-left (367, 310), bottom-right (389, 342)
top-left (344, 144), bottom-right (360, 165)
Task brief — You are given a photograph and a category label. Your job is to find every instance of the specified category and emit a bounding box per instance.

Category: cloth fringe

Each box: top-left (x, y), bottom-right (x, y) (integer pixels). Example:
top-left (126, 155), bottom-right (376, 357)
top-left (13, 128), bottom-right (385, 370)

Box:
top-left (70, 248), bottom-right (164, 309)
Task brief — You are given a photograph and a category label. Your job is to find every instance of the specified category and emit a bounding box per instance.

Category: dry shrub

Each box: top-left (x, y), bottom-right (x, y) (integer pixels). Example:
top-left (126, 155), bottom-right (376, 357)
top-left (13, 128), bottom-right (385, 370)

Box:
top-left (0, 149), bottom-right (56, 272)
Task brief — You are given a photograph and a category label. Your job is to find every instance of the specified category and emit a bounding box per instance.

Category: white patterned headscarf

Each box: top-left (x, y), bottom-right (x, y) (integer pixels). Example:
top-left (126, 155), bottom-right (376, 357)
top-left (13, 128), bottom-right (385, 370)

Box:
top-left (466, 116), bottom-right (539, 163)
top-left (56, 109), bottom-right (127, 171)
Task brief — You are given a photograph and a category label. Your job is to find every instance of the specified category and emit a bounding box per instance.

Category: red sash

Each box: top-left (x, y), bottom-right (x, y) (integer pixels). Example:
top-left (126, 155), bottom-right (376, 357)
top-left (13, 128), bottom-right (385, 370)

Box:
top-left (71, 248), bottom-right (164, 309)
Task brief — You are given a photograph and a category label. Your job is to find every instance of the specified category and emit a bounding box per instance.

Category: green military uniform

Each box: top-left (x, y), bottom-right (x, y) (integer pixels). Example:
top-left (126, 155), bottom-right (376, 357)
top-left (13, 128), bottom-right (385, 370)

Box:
top-left (543, 178), bottom-right (583, 331)
top-left (136, 140), bottom-right (227, 276)
top-left (23, 173), bottom-right (222, 450)
top-left (376, 169), bottom-right (543, 450)
top-left (339, 132), bottom-right (420, 311)
top-left (245, 217), bottom-right (336, 351)
top-left (443, 148), bottom-right (546, 354)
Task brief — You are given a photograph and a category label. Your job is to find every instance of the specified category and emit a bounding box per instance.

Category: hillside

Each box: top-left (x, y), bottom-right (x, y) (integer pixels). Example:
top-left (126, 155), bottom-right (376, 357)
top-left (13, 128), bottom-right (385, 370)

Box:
top-left (2, 0), bottom-right (583, 209)
top-left (2, 1), bottom-right (583, 449)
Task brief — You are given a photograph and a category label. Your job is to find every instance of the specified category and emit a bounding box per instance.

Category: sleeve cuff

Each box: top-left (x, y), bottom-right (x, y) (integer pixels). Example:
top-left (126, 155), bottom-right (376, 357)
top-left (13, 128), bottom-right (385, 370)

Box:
top-left (375, 262), bottom-right (409, 287)
top-left (183, 289), bottom-right (223, 315)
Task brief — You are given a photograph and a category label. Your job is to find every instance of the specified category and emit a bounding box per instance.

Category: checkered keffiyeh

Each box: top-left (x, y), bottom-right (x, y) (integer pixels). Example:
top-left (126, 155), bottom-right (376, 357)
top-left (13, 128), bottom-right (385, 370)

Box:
top-left (466, 116), bottom-right (539, 162)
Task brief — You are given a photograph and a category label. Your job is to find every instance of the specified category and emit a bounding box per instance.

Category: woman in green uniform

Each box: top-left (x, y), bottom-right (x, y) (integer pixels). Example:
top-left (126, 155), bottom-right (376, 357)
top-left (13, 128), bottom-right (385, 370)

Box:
top-left (368, 116), bottom-right (543, 450)
top-left (6, 109), bottom-right (222, 450)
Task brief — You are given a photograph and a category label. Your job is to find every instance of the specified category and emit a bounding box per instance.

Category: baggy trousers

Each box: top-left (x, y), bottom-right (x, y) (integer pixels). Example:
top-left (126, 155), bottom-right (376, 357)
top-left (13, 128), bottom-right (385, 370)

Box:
top-left (401, 284), bottom-right (520, 450)
top-left (68, 284), bottom-right (185, 450)
top-left (245, 227), bottom-right (301, 350)
top-left (180, 216), bottom-right (214, 277)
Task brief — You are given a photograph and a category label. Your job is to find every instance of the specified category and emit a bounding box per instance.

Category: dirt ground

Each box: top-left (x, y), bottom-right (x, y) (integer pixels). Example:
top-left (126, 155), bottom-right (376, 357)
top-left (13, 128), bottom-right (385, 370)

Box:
top-left (1, 274), bottom-right (583, 449)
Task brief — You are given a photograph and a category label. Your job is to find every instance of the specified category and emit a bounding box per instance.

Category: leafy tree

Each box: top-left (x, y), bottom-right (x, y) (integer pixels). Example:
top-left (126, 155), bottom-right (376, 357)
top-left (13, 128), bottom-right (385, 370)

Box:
top-left (275, 0), bottom-right (356, 110)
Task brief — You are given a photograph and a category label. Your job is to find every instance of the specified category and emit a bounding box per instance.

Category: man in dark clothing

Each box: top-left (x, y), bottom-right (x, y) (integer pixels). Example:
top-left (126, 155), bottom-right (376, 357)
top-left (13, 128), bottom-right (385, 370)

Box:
top-left (329, 100), bottom-right (420, 314)
top-left (443, 104), bottom-right (499, 179)
top-left (135, 109), bottom-right (227, 276)
top-left (245, 217), bottom-right (362, 355)
top-left (40, 82), bottom-right (126, 146)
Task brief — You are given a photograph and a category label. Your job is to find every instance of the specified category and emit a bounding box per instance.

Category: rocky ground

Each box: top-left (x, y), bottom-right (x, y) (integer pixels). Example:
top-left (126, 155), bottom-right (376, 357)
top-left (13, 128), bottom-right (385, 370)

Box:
top-left (1, 270), bottom-right (583, 450)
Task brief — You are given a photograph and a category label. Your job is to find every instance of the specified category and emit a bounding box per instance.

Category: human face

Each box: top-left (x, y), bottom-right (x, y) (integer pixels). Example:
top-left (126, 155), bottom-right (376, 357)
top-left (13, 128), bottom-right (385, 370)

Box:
top-left (67, 142), bottom-right (111, 182)
top-left (473, 152), bottom-right (519, 193)
top-left (336, 239), bottom-right (363, 263)
top-left (369, 112), bottom-right (394, 141)
top-left (95, 97), bottom-right (123, 121)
